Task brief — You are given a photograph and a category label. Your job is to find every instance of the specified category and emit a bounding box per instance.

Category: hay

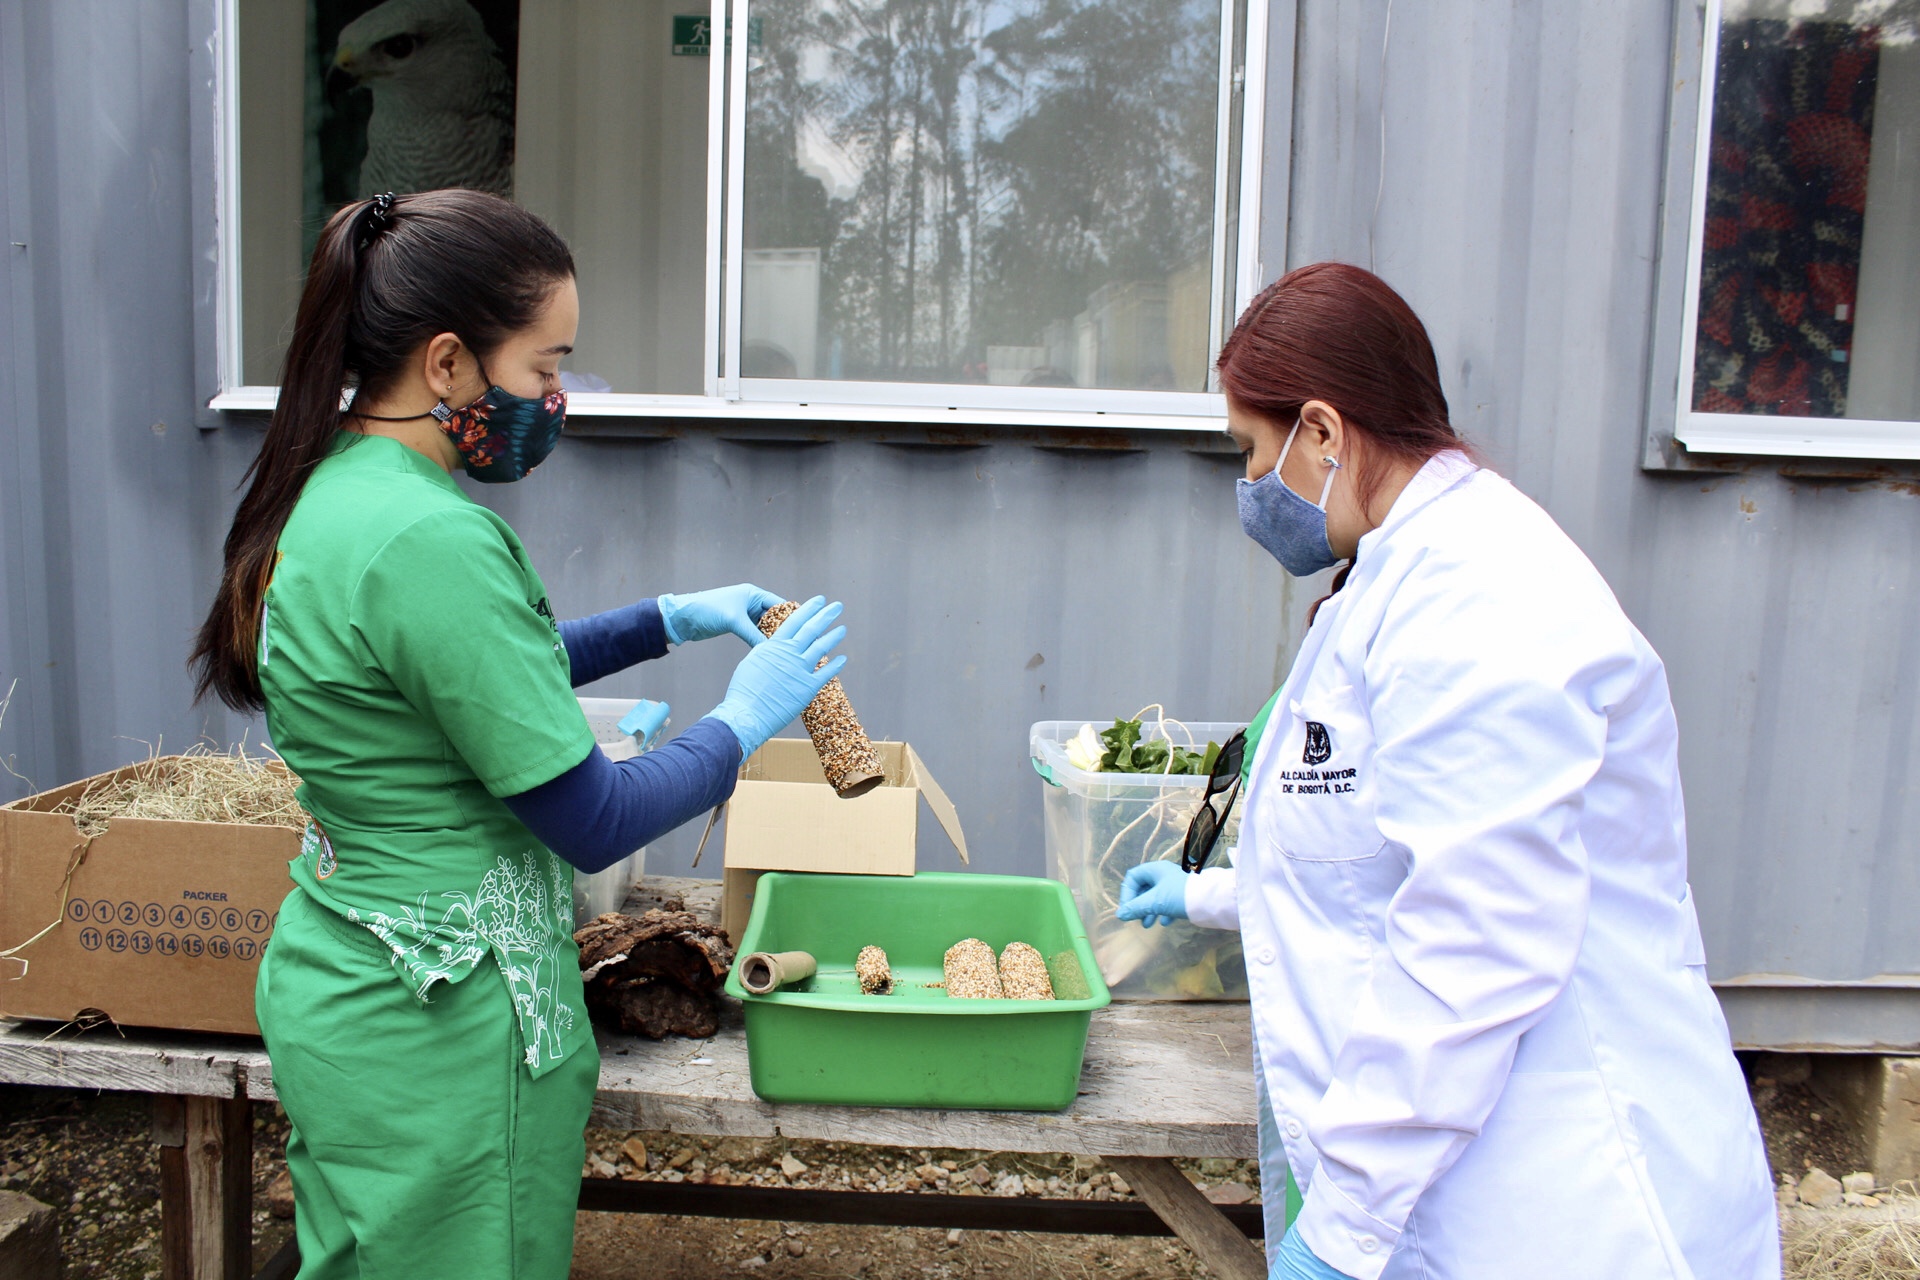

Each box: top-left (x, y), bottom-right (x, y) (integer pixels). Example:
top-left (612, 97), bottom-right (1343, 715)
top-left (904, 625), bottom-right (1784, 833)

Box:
top-left (51, 744), bottom-right (307, 837)
top-left (1783, 1187), bottom-right (1920, 1279)
top-left (0, 677), bottom-right (31, 793)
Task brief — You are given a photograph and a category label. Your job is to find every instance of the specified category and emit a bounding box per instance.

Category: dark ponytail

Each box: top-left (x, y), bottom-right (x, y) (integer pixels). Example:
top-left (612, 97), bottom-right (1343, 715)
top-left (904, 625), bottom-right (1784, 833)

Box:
top-left (191, 189), bottom-right (575, 712)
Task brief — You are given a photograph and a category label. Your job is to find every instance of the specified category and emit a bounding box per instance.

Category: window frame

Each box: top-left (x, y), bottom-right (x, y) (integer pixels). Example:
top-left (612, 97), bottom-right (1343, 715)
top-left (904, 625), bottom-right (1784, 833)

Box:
top-left (1663, 0), bottom-right (1920, 462)
top-left (208, 0), bottom-right (1284, 432)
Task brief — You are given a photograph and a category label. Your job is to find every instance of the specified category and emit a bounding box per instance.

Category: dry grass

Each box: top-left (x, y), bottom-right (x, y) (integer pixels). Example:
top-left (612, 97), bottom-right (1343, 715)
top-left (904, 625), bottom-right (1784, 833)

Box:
top-left (1783, 1187), bottom-right (1920, 1279)
top-left (0, 677), bottom-right (32, 794)
top-left (49, 744), bottom-right (307, 836)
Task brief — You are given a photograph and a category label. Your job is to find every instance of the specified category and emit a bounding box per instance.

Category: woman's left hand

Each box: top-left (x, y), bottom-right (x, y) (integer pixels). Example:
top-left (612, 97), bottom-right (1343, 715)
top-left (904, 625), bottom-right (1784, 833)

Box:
top-left (1116, 861), bottom-right (1190, 928)
top-left (657, 585), bottom-right (784, 646)
top-left (1269, 1227), bottom-right (1356, 1280)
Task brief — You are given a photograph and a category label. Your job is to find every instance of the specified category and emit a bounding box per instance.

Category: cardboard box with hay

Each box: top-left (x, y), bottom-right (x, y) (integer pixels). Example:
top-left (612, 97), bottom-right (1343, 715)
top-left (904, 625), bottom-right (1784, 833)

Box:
top-left (0, 749), bottom-right (304, 1036)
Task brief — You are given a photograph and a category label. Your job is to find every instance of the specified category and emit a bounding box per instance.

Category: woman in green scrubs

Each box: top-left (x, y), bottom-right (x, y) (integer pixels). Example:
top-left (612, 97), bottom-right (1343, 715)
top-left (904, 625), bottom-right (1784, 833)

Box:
top-left (192, 190), bottom-right (844, 1278)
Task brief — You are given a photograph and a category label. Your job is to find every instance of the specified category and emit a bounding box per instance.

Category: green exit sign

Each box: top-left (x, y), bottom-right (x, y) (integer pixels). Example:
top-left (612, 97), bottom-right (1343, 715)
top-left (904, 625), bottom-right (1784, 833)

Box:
top-left (673, 14), bottom-right (760, 55)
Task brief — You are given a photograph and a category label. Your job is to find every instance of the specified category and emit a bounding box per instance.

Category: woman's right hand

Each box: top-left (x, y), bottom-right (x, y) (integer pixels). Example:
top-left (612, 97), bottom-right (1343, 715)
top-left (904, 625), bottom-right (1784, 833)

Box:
top-left (708, 596), bottom-right (847, 758)
top-left (1116, 860), bottom-right (1190, 928)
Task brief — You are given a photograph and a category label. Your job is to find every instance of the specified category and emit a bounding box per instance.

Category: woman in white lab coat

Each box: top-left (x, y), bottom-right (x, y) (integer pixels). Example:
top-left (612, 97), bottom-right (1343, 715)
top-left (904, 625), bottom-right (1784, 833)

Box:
top-left (1118, 263), bottom-right (1780, 1280)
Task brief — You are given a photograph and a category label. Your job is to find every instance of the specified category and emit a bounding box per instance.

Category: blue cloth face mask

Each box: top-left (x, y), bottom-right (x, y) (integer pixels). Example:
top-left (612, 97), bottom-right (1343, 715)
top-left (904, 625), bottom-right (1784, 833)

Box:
top-left (432, 374), bottom-right (567, 483)
top-left (1236, 416), bottom-right (1343, 576)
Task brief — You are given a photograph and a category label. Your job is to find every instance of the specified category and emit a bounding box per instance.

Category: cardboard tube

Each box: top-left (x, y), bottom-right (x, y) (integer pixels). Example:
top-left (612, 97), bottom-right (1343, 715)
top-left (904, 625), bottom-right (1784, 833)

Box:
top-left (759, 601), bottom-right (886, 797)
top-left (738, 950), bottom-right (817, 995)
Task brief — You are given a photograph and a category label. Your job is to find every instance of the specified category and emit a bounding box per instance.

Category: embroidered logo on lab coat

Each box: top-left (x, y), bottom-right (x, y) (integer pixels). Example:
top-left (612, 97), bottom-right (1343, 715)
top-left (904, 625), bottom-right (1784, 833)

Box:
top-left (1302, 721), bottom-right (1332, 765)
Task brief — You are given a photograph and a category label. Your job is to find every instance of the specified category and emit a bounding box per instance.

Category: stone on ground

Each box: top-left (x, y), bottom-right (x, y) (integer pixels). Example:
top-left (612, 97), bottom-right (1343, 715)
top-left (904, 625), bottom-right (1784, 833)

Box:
top-left (1204, 1181), bottom-right (1256, 1205)
top-left (1798, 1168), bottom-right (1845, 1208)
top-left (0, 1190), bottom-right (61, 1280)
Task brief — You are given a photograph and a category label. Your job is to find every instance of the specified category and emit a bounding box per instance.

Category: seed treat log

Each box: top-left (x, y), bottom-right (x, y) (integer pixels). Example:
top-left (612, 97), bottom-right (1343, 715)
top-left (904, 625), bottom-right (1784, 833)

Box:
top-left (943, 938), bottom-right (1005, 999)
top-left (855, 945), bottom-right (893, 995)
top-left (758, 599), bottom-right (886, 797)
top-left (998, 942), bottom-right (1055, 1000)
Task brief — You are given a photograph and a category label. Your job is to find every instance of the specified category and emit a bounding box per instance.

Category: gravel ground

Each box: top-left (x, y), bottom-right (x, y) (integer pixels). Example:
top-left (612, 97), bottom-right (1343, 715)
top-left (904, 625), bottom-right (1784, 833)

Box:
top-left (577, 1131), bottom-right (1259, 1204)
top-left (572, 1215), bottom-right (1228, 1279)
top-left (1749, 1063), bottom-right (1869, 1186)
top-left (569, 1132), bottom-right (1260, 1278)
top-left (0, 1085), bottom-right (293, 1278)
top-left (0, 1088), bottom-right (1257, 1279)
top-left (0, 1052), bottom-right (1903, 1279)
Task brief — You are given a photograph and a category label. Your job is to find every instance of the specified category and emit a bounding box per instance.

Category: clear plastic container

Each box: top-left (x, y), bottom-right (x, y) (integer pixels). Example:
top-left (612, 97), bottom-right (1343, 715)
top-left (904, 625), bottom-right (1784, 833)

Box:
top-left (572, 697), bottom-right (653, 925)
top-left (1031, 720), bottom-right (1249, 1001)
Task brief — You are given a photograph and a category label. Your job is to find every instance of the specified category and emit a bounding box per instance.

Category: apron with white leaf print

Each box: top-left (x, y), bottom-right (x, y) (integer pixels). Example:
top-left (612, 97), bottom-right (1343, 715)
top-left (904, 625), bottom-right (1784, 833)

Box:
top-left (298, 820), bottom-right (586, 1074)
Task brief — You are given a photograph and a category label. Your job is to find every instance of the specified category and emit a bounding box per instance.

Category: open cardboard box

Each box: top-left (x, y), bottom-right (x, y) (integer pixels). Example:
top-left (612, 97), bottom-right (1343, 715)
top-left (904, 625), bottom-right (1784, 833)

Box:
top-left (721, 739), bottom-right (969, 940)
top-left (0, 761), bottom-right (301, 1036)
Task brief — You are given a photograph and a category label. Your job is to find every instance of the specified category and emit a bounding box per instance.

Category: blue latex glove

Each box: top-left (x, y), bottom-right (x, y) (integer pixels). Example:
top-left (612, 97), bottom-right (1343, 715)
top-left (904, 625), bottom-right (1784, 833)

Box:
top-left (1270, 1227), bottom-right (1356, 1280)
top-left (1116, 860), bottom-right (1189, 928)
top-left (657, 584), bottom-right (784, 647)
top-left (709, 596), bottom-right (848, 757)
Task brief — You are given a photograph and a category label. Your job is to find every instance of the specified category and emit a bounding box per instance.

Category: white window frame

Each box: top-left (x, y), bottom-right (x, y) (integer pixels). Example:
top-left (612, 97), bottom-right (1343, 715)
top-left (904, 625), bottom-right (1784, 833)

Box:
top-left (1672, 0), bottom-right (1920, 460)
top-left (207, 0), bottom-right (1275, 432)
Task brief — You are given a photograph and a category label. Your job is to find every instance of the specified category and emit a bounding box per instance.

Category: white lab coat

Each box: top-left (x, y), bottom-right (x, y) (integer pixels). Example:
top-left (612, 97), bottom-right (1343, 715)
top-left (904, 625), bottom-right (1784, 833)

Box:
top-left (1186, 453), bottom-right (1779, 1280)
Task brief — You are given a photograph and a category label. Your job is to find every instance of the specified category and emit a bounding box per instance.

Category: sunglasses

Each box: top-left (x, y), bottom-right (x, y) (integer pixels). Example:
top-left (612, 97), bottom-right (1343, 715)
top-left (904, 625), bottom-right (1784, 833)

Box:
top-left (1181, 729), bottom-right (1248, 873)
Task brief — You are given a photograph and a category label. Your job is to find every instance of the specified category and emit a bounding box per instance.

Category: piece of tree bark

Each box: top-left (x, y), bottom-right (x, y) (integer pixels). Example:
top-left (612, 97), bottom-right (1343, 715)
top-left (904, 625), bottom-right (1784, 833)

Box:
top-left (575, 910), bottom-right (736, 1039)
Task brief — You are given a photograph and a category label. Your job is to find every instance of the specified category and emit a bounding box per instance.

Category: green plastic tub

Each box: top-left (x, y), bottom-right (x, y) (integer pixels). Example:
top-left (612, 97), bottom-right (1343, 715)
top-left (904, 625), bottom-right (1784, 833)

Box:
top-left (725, 871), bottom-right (1112, 1111)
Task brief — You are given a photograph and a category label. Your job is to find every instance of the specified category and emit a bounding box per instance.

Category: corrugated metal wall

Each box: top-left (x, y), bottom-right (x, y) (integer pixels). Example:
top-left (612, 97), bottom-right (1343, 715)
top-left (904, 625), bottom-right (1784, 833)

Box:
top-left (1, 1), bottom-right (260, 808)
top-left (3, 0), bottom-right (1916, 1045)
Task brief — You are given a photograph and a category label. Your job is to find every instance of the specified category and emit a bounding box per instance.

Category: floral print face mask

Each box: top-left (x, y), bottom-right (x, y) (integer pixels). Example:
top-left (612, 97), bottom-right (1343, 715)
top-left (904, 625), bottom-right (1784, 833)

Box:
top-left (432, 376), bottom-right (567, 483)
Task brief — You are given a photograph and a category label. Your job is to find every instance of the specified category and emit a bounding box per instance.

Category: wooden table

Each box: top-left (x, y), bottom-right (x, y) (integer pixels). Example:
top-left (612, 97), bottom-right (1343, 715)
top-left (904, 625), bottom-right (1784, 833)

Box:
top-left (0, 882), bottom-right (1270, 1280)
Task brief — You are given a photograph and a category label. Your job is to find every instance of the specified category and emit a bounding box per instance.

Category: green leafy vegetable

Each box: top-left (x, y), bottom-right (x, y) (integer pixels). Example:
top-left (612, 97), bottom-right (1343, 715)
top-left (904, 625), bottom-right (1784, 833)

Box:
top-left (1096, 719), bottom-right (1219, 776)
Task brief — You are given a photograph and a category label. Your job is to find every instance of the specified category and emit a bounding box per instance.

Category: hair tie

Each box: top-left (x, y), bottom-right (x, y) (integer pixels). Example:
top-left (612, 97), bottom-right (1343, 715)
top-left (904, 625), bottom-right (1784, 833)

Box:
top-left (357, 192), bottom-right (398, 250)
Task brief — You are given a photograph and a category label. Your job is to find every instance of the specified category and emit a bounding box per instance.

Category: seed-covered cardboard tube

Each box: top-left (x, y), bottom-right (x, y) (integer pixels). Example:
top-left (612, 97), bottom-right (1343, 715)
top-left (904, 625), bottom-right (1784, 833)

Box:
top-left (758, 600), bottom-right (886, 797)
top-left (737, 950), bottom-right (818, 995)
top-left (943, 938), bottom-right (1005, 999)
top-left (998, 942), bottom-right (1055, 1000)
top-left (855, 945), bottom-right (893, 995)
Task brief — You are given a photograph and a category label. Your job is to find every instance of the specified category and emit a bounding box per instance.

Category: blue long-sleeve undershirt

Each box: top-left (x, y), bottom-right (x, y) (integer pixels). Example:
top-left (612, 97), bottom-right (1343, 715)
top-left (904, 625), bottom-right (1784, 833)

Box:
top-left (510, 598), bottom-right (737, 872)
top-left (504, 718), bottom-right (742, 873)
top-left (557, 599), bottom-right (669, 688)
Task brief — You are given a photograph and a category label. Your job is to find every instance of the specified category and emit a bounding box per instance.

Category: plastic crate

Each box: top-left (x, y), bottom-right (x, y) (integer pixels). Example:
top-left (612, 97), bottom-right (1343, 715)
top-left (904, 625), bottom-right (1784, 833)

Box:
top-left (724, 871), bottom-right (1111, 1110)
top-left (572, 697), bottom-right (652, 923)
top-left (1030, 720), bottom-right (1249, 1001)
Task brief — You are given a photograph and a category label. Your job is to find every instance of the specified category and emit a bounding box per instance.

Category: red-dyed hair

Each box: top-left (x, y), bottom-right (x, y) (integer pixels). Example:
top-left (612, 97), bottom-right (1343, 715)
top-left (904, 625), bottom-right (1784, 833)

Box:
top-left (1216, 262), bottom-right (1466, 510)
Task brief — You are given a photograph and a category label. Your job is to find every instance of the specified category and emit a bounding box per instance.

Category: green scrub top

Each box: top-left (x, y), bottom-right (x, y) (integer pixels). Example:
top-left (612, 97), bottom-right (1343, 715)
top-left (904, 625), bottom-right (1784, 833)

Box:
top-left (259, 432), bottom-right (597, 1076)
top-left (1243, 687), bottom-right (1283, 785)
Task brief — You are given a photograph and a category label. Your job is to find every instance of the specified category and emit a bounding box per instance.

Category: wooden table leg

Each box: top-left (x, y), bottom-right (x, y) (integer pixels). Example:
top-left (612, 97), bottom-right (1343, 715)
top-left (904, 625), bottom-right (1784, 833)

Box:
top-left (154, 1095), bottom-right (253, 1280)
top-left (1105, 1156), bottom-right (1266, 1280)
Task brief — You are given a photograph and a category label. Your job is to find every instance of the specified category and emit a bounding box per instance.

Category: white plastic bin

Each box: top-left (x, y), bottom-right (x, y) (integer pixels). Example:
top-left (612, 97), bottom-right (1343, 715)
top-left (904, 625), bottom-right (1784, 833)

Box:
top-left (1031, 720), bottom-right (1249, 1001)
top-left (572, 697), bottom-right (652, 925)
